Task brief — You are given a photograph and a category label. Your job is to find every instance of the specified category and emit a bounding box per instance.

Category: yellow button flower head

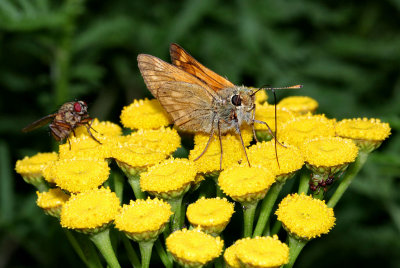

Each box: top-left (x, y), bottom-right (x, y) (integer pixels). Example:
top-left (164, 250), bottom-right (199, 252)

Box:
top-left (59, 135), bottom-right (111, 160)
top-left (166, 228), bottom-right (224, 267)
top-left (275, 193), bottom-right (335, 240)
top-left (234, 235), bottom-right (289, 268)
top-left (302, 136), bottom-right (358, 175)
top-left (115, 197), bottom-right (172, 242)
top-left (279, 114), bottom-right (336, 147)
top-left (112, 142), bottom-right (169, 176)
top-left (190, 132), bottom-right (251, 174)
top-left (15, 152), bottom-right (58, 185)
top-left (218, 166), bottom-right (276, 203)
top-left (140, 158), bottom-right (197, 199)
top-left (36, 188), bottom-right (70, 218)
top-left (120, 99), bottom-right (172, 130)
top-left (53, 158), bottom-right (110, 193)
top-left (336, 118), bottom-right (391, 153)
top-left (248, 141), bottom-right (304, 182)
top-left (252, 88), bottom-right (268, 104)
top-left (186, 197), bottom-right (235, 235)
top-left (224, 239), bottom-right (245, 268)
top-left (60, 187), bottom-right (120, 234)
top-left (254, 104), bottom-right (295, 141)
top-left (278, 96), bottom-right (319, 115)
top-left (123, 127), bottom-right (181, 155)
top-left (72, 118), bottom-right (122, 138)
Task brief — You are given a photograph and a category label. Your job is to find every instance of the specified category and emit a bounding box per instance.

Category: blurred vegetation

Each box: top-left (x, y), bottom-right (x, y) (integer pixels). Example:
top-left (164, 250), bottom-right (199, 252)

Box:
top-left (1, 0), bottom-right (399, 267)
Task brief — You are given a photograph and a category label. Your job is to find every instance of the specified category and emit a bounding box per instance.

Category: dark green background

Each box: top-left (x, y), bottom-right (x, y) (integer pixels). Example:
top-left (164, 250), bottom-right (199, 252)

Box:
top-left (1, 0), bottom-right (399, 267)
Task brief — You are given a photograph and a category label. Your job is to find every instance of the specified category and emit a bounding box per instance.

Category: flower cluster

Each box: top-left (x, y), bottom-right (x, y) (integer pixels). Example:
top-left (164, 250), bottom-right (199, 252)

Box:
top-left (15, 94), bottom-right (391, 268)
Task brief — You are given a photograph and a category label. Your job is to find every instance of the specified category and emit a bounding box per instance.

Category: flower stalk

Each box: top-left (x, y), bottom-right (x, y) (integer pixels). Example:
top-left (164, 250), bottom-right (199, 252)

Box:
top-left (283, 235), bottom-right (307, 268)
top-left (89, 229), bottom-right (121, 268)
top-left (327, 150), bottom-right (369, 208)
top-left (243, 201), bottom-right (258, 237)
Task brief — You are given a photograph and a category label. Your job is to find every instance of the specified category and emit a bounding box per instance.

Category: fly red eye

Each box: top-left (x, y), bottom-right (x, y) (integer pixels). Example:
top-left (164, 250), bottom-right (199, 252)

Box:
top-left (74, 102), bottom-right (82, 112)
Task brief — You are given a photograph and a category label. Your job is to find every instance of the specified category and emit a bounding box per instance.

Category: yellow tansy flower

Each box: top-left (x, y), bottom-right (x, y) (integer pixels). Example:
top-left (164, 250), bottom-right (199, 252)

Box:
top-left (60, 187), bottom-right (120, 234)
top-left (15, 152), bottom-right (58, 187)
top-left (254, 88), bottom-right (268, 104)
top-left (114, 197), bottom-right (172, 242)
top-left (302, 136), bottom-right (358, 175)
top-left (224, 240), bottom-right (244, 268)
top-left (72, 118), bottom-right (122, 138)
top-left (275, 193), bottom-right (335, 240)
top-left (186, 197), bottom-right (234, 235)
top-left (112, 142), bottom-right (169, 176)
top-left (166, 228), bottom-right (224, 267)
top-left (218, 166), bottom-right (276, 203)
top-left (235, 235), bottom-right (289, 268)
top-left (248, 141), bottom-right (304, 182)
top-left (190, 132), bottom-right (250, 174)
top-left (59, 135), bottom-right (111, 160)
top-left (123, 127), bottom-right (181, 155)
top-left (53, 158), bottom-right (110, 193)
top-left (36, 188), bottom-right (70, 217)
top-left (278, 96), bottom-right (319, 115)
top-left (279, 114), bottom-right (336, 147)
top-left (336, 118), bottom-right (391, 152)
top-left (120, 99), bottom-right (172, 130)
top-left (140, 158), bottom-right (197, 199)
top-left (254, 104), bottom-right (295, 140)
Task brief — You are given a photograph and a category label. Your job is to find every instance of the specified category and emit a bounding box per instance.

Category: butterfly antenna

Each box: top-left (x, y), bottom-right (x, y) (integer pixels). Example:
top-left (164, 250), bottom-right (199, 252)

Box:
top-left (250, 84), bottom-right (302, 96)
top-left (273, 89), bottom-right (280, 169)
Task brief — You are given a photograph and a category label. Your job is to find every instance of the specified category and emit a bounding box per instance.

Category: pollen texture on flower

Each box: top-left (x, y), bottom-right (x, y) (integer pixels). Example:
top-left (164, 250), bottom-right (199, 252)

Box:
top-left (234, 235), bottom-right (289, 267)
top-left (140, 158), bottom-right (197, 196)
top-left (278, 96), bottom-right (319, 115)
top-left (60, 187), bottom-right (120, 231)
top-left (336, 118), bottom-right (391, 141)
top-left (120, 99), bottom-right (172, 130)
top-left (279, 114), bottom-right (336, 147)
top-left (218, 166), bottom-right (276, 202)
top-left (166, 228), bottom-right (224, 267)
top-left (15, 152), bottom-right (58, 177)
top-left (36, 188), bottom-right (70, 210)
top-left (114, 197), bottom-right (172, 241)
top-left (254, 104), bottom-right (295, 132)
top-left (53, 158), bottom-right (110, 193)
top-left (301, 136), bottom-right (358, 167)
top-left (275, 193), bottom-right (335, 240)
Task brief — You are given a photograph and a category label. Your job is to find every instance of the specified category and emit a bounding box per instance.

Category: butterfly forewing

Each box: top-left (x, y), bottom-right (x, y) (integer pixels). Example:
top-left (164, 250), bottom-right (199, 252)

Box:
top-left (170, 43), bottom-right (235, 92)
top-left (137, 54), bottom-right (219, 100)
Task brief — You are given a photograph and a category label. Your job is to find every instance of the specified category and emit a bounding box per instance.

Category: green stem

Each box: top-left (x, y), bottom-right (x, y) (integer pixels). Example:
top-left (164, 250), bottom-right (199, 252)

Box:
top-left (214, 256), bottom-right (223, 268)
top-left (283, 235), bottom-right (307, 268)
top-left (89, 229), bottom-right (121, 268)
top-left (113, 172), bottom-right (124, 203)
top-left (167, 196), bottom-right (184, 231)
top-left (155, 239), bottom-right (173, 268)
top-left (270, 220), bottom-right (282, 235)
top-left (127, 173), bottom-right (145, 200)
top-left (253, 182), bottom-right (284, 237)
top-left (30, 178), bottom-right (49, 192)
top-left (120, 234), bottom-right (141, 268)
top-left (298, 169), bottom-right (310, 194)
top-left (139, 241), bottom-right (154, 268)
top-left (64, 230), bottom-right (102, 268)
top-left (327, 150), bottom-right (369, 208)
top-left (243, 201), bottom-right (258, 237)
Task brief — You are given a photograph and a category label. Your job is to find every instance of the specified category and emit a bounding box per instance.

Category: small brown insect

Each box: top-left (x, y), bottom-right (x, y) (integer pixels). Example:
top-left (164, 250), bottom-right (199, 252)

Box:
top-left (22, 101), bottom-right (101, 146)
top-left (138, 44), bottom-right (301, 169)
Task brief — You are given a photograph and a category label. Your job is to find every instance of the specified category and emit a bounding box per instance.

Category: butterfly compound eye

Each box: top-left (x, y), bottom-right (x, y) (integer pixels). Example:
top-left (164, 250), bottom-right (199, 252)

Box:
top-left (231, 95), bottom-right (242, 106)
top-left (74, 102), bottom-right (82, 112)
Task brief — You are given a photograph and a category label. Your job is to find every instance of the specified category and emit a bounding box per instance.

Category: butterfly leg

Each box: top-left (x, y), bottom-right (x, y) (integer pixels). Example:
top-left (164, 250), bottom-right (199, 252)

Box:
top-left (234, 119), bottom-right (251, 167)
top-left (193, 113), bottom-right (216, 162)
top-left (250, 104), bottom-right (259, 143)
top-left (252, 120), bottom-right (286, 148)
top-left (218, 119), bottom-right (223, 171)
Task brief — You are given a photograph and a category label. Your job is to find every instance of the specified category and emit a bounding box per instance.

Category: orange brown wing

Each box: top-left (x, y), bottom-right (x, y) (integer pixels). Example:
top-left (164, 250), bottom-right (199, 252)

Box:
top-left (137, 54), bottom-right (218, 133)
top-left (137, 54), bottom-right (219, 100)
top-left (170, 43), bottom-right (235, 92)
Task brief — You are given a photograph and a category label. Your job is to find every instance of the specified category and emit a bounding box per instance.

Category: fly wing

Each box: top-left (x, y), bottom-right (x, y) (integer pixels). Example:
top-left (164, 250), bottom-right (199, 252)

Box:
top-left (170, 43), bottom-right (235, 92)
top-left (153, 81), bottom-right (215, 133)
top-left (22, 114), bottom-right (56, 132)
top-left (137, 54), bottom-right (219, 101)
